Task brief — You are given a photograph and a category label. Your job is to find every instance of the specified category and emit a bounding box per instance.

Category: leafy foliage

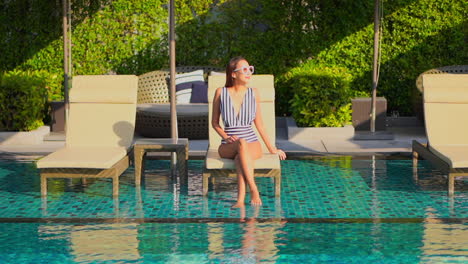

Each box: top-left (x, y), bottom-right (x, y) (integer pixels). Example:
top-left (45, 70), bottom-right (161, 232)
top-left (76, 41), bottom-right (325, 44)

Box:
top-left (315, 0), bottom-right (466, 116)
top-left (0, 70), bottom-right (48, 131)
top-left (284, 64), bottom-right (362, 127)
top-left (0, 0), bottom-right (465, 125)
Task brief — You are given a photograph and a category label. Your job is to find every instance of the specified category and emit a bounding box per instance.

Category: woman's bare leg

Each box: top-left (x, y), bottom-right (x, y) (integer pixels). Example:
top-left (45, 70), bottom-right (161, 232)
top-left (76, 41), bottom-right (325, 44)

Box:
top-left (219, 139), bottom-right (263, 206)
top-left (219, 142), bottom-right (246, 206)
top-left (237, 139), bottom-right (262, 205)
top-left (232, 155), bottom-right (247, 208)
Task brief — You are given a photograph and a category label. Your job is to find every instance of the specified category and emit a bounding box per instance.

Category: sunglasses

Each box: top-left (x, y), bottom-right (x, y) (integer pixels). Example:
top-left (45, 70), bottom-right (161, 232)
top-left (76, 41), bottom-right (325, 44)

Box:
top-left (233, 65), bottom-right (254, 75)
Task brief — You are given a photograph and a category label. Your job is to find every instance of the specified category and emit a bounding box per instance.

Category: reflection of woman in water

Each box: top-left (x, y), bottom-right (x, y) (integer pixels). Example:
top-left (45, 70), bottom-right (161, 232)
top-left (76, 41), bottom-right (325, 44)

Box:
top-left (239, 206), bottom-right (285, 262)
top-left (211, 56), bottom-right (286, 207)
top-left (206, 206), bottom-right (285, 262)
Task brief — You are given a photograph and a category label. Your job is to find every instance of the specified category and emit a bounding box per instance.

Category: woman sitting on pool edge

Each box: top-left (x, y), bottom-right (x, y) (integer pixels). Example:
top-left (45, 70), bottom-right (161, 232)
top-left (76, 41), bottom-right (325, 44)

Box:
top-left (211, 56), bottom-right (287, 207)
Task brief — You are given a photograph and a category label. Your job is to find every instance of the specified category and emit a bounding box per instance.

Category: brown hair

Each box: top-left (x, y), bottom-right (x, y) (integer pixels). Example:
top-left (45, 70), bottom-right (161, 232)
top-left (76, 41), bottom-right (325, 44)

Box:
top-left (224, 56), bottom-right (246, 87)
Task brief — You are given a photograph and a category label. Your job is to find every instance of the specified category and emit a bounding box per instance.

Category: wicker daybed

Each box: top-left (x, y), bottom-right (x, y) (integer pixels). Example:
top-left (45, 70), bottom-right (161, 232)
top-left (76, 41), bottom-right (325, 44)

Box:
top-left (136, 66), bottom-right (224, 139)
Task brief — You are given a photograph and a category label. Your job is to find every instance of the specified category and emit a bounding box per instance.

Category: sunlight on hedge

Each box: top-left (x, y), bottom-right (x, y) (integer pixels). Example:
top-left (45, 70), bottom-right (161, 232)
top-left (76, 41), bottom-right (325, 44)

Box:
top-left (0, 0), bottom-right (465, 126)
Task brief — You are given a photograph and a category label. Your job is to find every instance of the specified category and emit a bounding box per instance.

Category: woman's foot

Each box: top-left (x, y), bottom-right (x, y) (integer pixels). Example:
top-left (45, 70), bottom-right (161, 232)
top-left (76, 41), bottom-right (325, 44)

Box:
top-left (232, 202), bottom-right (245, 208)
top-left (250, 193), bottom-right (262, 206)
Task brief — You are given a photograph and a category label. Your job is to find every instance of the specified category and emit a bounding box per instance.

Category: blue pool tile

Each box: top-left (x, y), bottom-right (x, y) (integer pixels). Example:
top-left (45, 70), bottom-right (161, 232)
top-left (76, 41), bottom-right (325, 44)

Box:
top-left (0, 158), bottom-right (466, 219)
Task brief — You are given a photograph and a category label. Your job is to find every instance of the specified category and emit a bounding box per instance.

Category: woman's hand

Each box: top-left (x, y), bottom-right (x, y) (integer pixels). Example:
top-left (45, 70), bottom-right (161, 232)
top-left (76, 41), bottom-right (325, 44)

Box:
top-left (274, 149), bottom-right (286, 160)
top-left (225, 135), bottom-right (239, 144)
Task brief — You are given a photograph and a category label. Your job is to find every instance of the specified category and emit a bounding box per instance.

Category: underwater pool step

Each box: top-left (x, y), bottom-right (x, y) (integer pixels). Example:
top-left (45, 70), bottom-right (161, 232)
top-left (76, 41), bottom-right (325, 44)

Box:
top-left (1, 217), bottom-right (465, 224)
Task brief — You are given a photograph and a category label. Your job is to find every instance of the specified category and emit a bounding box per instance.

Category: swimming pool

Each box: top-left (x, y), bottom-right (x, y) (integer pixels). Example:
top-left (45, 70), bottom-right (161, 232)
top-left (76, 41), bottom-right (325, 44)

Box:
top-left (0, 158), bottom-right (466, 263)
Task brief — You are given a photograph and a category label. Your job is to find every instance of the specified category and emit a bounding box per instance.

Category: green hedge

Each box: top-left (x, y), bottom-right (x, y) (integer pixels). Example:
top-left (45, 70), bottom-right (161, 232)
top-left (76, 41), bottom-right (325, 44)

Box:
top-left (315, 0), bottom-right (466, 116)
top-left (285, 64), bottom-right (363, 127)
top-left (0, 70), bottom-right (48, 131)
top-left (1, 0), bottom-right (466, 125)
top-left (276, 0), bottom-right (466, 125)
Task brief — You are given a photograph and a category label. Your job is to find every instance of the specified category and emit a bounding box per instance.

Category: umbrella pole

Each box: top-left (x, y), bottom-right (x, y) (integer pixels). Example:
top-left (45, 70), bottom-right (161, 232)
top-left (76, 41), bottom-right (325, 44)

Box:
top-left (371, 0), bottom-right (380, 133)
top-left (169, 0), bottom-right (178, 168)
top-left (63, 0), bottom-right (70, 133)
top-left (68, 0), bottom-right (72, 79)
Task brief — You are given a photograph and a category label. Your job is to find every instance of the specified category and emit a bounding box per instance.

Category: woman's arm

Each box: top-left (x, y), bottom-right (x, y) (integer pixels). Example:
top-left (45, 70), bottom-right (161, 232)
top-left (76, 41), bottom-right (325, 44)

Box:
top-left (212, 87), bottom-right (235, 142)
top-left (253, 88), bottom-right (286, 159)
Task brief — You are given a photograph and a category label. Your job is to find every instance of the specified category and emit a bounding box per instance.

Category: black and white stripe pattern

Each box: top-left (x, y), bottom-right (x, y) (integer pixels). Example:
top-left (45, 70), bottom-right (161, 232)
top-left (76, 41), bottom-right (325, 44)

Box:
top-left (220, 87), bottom-right (258, 143)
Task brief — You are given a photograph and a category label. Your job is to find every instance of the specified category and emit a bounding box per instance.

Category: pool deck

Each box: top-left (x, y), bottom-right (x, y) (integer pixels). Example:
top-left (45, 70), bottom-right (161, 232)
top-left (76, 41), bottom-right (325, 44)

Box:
top-left (0, 117), bottom-right (427, 160)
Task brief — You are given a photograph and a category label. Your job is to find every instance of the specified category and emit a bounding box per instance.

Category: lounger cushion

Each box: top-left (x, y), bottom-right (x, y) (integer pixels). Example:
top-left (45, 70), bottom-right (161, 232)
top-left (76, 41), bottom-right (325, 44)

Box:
top-left (37, 147), bottom-right (127, 169)
top-left (175, 70), bottom-right (204, 84)
top-left (71, 75), bottom-right (138, 103)
top-left (190, 81), bottom-right (208, 103)
top-left (172, 70), bottom-right (205, 104)
top-left (423, 75), bottom-right (468, 146)
top-left (137, 103), bottom-right (208, 117)
top-left (423, 74), bottom-right (468, 103)
top-left (209, 71), bottom-right (225, 76)
top-left (66, 103), bottom-right (136, 149)
top-left (205, 149), bottom-right (280, 169)
top-left (175, 83), bottom-right (192, 104)
top-left (428, 145), bottom-right (468, 168)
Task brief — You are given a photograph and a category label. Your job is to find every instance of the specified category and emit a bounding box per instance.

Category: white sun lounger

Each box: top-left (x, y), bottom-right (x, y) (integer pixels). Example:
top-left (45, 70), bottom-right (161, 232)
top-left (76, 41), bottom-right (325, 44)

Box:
top-left (37, 75), bottom-right (138, 197)
top-left (412, 74), bottom-right (468, 196)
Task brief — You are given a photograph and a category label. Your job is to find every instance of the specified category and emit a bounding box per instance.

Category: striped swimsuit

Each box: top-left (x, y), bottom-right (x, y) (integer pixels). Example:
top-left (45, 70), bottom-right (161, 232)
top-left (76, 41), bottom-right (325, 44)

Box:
top-left (220, 87), bottom-right (258, 144)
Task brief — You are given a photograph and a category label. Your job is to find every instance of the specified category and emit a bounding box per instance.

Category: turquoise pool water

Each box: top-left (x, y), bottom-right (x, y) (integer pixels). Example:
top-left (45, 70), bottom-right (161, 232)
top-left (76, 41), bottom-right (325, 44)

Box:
top-left (0, 222), bottom-right (466, 263)
top-left (0, 158), bottom-right (466, 263)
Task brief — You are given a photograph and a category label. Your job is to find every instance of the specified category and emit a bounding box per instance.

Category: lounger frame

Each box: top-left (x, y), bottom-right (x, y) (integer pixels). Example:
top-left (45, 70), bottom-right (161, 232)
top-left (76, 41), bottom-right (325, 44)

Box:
top-left (412, 141), bottom-right (468, 196)
top-left (40, 155), bottom-right (130, 197)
